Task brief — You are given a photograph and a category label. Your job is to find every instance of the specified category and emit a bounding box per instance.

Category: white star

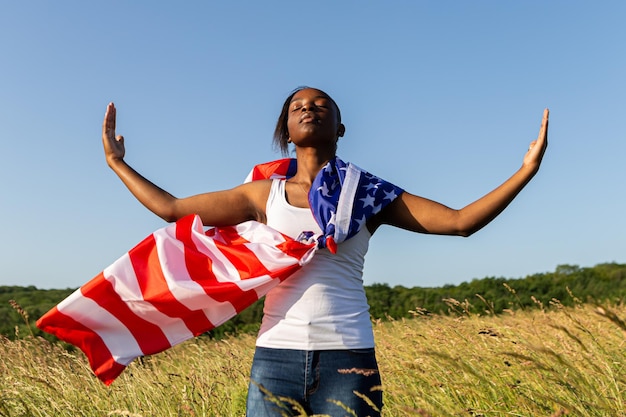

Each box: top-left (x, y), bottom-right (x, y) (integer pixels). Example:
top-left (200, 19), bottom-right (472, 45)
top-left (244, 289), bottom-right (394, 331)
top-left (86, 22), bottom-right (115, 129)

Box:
top-left (360, 194), bottom-right (376, 208)
top-left (372, 203), bottom-right (382, 214)
top-left (383, 189), bottom-right (398, 200)
top-left (327, 210), bottom-right (337, 226)
top-left (317, 182), bottom-right (331, 197)
top-left (365, 181), bottom-right (380, 191)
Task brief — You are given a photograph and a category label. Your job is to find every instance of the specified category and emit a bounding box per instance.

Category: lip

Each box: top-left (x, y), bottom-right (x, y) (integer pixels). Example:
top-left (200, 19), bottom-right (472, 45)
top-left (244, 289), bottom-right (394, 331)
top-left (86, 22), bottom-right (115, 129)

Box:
top-left (300, 113), bottom-right (319, 123)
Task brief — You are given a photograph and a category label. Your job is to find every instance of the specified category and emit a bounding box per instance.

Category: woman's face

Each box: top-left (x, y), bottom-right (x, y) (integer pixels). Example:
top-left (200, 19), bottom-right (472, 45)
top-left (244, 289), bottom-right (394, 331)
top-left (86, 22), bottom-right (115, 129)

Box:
top-left (286, 88), bottom-right (344, 149)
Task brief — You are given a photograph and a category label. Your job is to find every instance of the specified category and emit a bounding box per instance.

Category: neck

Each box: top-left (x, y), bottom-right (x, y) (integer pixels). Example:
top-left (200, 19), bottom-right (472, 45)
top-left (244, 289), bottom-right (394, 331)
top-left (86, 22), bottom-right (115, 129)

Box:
top-left (292, 147), bottom-right (336, 184)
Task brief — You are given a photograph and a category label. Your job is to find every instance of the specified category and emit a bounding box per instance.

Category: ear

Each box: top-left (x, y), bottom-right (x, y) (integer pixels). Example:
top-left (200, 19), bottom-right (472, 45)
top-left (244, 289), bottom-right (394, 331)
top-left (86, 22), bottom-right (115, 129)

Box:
top-left (337, 123), bottom-right (345, 138)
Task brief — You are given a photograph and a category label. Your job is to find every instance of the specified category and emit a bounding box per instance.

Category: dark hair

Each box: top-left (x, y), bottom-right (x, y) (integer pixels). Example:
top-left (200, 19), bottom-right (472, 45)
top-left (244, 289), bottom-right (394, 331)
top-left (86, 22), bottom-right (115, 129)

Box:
top-left (273, 86), bottom-right (342, 156)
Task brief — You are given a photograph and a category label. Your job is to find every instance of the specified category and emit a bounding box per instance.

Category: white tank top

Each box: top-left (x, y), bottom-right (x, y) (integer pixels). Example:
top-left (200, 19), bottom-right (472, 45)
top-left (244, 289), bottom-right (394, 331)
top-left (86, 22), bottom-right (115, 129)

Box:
top-left (256, 179), bottom-right (374, 350)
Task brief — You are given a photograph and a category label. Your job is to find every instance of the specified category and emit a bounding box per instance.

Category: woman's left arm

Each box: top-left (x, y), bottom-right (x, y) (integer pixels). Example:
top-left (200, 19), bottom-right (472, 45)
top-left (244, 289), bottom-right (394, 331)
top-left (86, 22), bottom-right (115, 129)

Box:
top-left (377, 108), bottom-right (549, 237)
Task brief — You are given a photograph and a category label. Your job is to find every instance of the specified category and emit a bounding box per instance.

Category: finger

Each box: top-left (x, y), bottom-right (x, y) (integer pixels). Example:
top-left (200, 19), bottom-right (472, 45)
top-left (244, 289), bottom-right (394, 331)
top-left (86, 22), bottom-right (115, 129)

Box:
top-left (537, 108), bottom-right (549, 143)
top-left (109, 102), bottom-right (116, 132)
top-left (103, 102), bottom-right (116, 136)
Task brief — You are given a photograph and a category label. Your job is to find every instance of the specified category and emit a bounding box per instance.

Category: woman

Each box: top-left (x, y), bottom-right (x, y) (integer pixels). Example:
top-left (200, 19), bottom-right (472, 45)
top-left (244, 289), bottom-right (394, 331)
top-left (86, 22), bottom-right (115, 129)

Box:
top-left (102, 87), bottom-right (548, 416)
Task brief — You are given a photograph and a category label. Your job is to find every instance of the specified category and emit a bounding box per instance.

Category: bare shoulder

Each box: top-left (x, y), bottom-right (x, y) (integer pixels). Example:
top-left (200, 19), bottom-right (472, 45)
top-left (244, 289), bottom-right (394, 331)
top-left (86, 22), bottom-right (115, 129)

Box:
top-left (368, 191), bottom-right (434, 234)
top-left (366, 191), bottom-right (407, 234)
top-left (237, 179), bottom-right (272, 199)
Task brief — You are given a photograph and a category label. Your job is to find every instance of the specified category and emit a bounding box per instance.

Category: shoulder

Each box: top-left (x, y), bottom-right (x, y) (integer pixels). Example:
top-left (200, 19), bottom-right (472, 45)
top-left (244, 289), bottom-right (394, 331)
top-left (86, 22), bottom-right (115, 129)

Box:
top-left (235, 178), bottom-right (273, 200)
top-left (366, 190), bottom-right (408, 234)
top-left (235, 179), bottom-right (273, 222)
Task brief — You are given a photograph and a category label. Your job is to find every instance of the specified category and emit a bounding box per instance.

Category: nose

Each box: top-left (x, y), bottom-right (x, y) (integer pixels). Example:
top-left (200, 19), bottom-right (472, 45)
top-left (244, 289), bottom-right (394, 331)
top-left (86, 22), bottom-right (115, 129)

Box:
top-left (300, 101), bottom-right (317, 112)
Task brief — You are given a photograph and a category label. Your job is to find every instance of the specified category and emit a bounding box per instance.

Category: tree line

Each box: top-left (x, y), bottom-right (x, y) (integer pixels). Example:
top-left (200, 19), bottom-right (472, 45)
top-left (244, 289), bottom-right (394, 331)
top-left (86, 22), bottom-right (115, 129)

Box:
top-left (2, 262), bottom-right (625, 341)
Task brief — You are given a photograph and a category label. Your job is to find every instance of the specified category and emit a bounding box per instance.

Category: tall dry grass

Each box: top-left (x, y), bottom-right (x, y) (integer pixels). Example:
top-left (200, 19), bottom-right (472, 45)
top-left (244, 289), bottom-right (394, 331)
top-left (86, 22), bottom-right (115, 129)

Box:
top-left (2, 301), bottom-right (625, 416)
top-left (377, 300), bottom-right (626, 416)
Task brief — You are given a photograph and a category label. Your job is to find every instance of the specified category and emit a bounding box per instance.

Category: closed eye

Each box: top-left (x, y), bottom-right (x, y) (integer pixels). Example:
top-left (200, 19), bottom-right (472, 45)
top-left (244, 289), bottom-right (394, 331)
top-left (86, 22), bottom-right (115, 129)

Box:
top-left (290, 99), bottom-right (329, 112)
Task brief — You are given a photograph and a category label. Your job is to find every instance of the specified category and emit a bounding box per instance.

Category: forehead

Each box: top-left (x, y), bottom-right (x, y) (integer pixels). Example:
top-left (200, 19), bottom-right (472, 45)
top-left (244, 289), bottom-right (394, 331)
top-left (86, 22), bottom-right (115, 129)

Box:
top-left (290, 88), bottom-right (332, 103)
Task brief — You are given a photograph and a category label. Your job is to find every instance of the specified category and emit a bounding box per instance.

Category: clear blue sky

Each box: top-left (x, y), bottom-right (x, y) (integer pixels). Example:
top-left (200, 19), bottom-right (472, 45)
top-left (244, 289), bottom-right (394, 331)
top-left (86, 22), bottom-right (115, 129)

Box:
top-left (1, 1), bottom-right (624, 290)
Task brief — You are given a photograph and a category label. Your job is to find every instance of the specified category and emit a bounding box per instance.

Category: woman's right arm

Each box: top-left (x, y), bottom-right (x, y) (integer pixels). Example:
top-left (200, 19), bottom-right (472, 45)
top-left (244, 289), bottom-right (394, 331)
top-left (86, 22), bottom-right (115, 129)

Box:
top-left (102, 102), bottom-right (266, 226)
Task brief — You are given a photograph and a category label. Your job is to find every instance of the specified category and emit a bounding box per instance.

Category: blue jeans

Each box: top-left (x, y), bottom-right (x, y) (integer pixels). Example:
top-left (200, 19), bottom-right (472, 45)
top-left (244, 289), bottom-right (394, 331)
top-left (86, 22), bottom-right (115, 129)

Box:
top-left (246, 347), bottom-right (383, 417)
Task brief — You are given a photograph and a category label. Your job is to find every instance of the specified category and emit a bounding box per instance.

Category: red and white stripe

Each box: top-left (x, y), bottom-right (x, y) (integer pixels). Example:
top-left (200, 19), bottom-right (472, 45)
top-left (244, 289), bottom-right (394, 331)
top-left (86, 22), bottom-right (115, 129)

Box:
top-left (243, 158), bottom-right (295, 183)
top-left (37, 214), bottom-right (316, 385)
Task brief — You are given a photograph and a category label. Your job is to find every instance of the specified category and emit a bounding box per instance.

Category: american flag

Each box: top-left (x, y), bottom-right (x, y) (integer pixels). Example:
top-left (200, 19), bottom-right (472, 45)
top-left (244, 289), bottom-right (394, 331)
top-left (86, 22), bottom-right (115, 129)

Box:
top-left (309, 157), bottom-right (404, 253)
top-left (245, 157), bottom-right (404, 252)
top-left (243, 157), bottom-right (297, 182)
top-left (36, 215), bottom-right (316, 385)
top-left (36, 157), bottom-right (402, 385)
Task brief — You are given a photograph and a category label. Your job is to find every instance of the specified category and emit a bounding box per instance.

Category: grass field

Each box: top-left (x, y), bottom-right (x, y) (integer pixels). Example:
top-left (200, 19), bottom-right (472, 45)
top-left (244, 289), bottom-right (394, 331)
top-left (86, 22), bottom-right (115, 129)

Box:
top-left (2, 301), bottom-right (625, 416)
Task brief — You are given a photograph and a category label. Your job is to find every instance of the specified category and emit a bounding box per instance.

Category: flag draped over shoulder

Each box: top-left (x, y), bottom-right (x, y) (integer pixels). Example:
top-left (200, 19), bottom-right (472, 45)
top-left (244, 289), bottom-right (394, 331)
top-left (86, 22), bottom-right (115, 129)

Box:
top-left (36, 216), bottom-right (316, 385)
top-left (245, 157), bottom-right (405, 253)
top-left (309, 157), bottom-right (404, 253)
top-left (37, 156), bottom-right (403, 385)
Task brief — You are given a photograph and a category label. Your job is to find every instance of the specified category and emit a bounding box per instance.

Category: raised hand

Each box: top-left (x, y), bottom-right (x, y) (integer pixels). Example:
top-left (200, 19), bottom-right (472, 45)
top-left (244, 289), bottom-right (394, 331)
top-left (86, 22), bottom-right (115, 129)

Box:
top-left (102, 102), bottom-right (125, 165)
top-left (523, 108), bottom-right (549, 171)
